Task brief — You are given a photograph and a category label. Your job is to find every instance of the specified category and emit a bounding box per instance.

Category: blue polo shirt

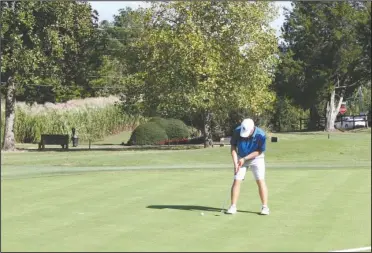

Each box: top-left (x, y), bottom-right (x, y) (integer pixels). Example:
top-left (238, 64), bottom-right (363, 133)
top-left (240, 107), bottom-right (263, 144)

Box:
top-left (230, 126), bottom-right (266, 158)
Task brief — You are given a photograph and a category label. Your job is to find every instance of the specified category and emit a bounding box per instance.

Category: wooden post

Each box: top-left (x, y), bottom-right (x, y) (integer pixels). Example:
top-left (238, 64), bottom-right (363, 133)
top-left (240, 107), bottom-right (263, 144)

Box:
top-left (300, 119), bottom-right (302, 131)
top-left (89, 139), bottom-right (91, 150)
top-left (365, 115), bottom-right (368, 128)
top-left (353, 115), bottom-right (355, 129)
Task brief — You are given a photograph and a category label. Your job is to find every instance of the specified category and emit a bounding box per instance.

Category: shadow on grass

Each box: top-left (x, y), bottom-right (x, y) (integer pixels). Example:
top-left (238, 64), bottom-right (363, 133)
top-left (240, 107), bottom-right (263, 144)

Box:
top-left (147, 205), bottom-right (261, 215)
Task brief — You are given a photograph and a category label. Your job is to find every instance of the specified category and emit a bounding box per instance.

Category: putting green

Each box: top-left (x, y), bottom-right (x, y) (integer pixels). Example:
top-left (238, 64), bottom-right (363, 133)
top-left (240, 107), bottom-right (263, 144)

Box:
top-left (1, 132), bottom-right (371, 252)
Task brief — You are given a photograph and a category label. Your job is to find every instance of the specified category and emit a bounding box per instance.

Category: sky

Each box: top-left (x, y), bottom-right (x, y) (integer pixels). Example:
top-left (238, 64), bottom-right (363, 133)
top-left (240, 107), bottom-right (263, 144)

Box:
top-left (89, 1), bottom-right (293, 38)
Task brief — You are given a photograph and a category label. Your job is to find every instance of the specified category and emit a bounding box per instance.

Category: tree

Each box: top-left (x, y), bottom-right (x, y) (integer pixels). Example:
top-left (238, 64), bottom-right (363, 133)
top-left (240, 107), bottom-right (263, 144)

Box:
top-left (86, 7), bottom-right (148, 98)
top-left (122, 2), bottom-right (279, 147)
top-left (275, 2), bottom-right (371, 131)
top-left (1, 1), bottom-right (98, 150)
top-left (1, 1), bottom-right (41, 151)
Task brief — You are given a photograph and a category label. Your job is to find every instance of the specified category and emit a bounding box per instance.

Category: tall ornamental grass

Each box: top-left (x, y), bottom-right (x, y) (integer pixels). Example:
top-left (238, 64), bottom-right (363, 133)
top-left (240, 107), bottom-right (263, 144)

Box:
top-left (1, 97), bottom-right (145, 143)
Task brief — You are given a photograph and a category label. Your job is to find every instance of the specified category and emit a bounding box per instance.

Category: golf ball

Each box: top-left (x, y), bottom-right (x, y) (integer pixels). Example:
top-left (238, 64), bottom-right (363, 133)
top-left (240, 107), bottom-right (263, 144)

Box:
top-left (201, 212), bottom-right (204, 216)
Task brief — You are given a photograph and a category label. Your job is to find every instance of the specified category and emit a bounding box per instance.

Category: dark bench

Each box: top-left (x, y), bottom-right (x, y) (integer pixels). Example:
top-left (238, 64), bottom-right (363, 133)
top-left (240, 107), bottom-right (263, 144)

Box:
top-left (219, 137), bottom-right (231, 147)
top-left (38, 134), bottom-right (69, 150)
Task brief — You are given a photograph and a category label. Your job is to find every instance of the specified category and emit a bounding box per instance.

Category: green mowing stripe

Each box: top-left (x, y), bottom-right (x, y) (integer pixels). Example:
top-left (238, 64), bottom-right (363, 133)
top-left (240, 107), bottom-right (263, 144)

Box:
top-left (2, 162), bottom-right (371, 179)
top-left (1, 171), bottom-right (212, 252)
top-left (197, 170), bottom-right (369, 252)
top-left (314, 171), bottom-right (371, 252)
top-left (2, 148), bottom-right (226, 167)
top-left (268, 170), bottom-right (371, 252)
top-left (1, 170), bottom-right (179, 221)
top-left (1, 169), bottom-right (370, 252)
top-left (273, 170), bottom-right (355, 252)
top-left (2, 175), bottom-right (145, 222)
top-left (1, 132), bottom-right (370, 252)
top-left (266, 169), bottom-right (312, 201)
top-left (3, 135), bottom-right (370, 168)
top-left (207, 170), bottom-right (315, 252)
top-left (92, 172), bottom-right (235, 252)
top-left (1, 173), bottom-right (108, 204)
top-left (91, 173), bottom-right (224, 252)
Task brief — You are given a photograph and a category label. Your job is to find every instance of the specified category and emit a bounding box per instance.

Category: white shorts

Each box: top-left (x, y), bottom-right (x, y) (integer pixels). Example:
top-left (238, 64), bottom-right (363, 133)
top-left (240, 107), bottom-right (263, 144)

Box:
top-left (234, 154), bottom-right (265, 181)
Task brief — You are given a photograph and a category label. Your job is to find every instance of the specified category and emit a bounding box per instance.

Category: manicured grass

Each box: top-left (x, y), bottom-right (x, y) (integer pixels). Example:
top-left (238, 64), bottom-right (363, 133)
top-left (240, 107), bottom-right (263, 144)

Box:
top-left (1, 132), bottom-right (371, 252)
top-left (92, 130), bottom-right (132, 145)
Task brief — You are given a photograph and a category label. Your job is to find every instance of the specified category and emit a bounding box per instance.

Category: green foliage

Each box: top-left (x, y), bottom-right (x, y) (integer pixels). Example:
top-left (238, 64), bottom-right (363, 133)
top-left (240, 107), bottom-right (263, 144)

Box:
top-left (272, 97), bottom-right (310, 132)
top-left (1, 1), bottom-right (100, 102)
top-left (345, 85), bottom-right (371, 115)
top-left (128, 122), bottom-right (168, 145)
top-left (162, 119), bottom-right (189, 140)
top-left (128, 117), bottom-right (190, 145)
top-left (1, 1), bottom-right (102, 149)
top-left (89, 7), bottom-right (148, 97)
top-left (149, 117), bottom-right (190, 140)
top-left (148, 117), bottom-right (169, 128)
top-left (120, 2), bottom-right (279, 134)
top-left (1, 104), bottom-right (143, 143)
top-left (275, 2), bottom-right (370, 125)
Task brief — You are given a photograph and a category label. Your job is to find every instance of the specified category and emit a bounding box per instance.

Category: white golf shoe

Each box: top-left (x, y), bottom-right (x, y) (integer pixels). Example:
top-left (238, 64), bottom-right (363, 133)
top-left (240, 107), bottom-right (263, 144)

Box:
top-left (225, 205), bottom-right (237, 214)
top-left (260, 206), bottom-right (270, 215)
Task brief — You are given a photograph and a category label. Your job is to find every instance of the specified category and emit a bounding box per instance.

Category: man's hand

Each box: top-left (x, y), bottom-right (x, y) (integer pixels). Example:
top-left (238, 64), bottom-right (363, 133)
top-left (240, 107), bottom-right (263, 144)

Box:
top-left (238, 158), bottom-right (245, 168)
top-left (234, 162), bottom-right (240, 175)
top-left (234, 158), bottom-right (245, 175)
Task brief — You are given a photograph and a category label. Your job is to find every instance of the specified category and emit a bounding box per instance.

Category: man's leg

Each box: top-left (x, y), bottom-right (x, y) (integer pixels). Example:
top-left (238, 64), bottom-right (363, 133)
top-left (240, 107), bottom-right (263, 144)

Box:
top-left (251, 158), bottom-right (270, 215)
top-left (226, 167), bottom-right (246, 214)
top-left (231, 179), bottom-right (242, 206)
top-left (255, 179), bottom-right (268, 206)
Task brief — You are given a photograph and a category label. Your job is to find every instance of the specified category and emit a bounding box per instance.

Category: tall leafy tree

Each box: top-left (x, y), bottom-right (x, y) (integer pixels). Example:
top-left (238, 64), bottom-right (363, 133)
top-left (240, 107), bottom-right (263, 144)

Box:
top-left (122, 1), bottom-right (279, 147)
top-left (275, 1), bottom-right (371, 131)
top-left (89, 7), bottom-right (147, 96)
top-left (1, 1), bottom-right (98, 150)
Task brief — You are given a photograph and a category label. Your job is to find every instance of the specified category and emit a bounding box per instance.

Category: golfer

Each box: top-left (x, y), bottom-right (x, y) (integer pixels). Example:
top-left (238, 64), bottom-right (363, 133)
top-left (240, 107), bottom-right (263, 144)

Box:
top-left (226, 118), bottom-right (269, 215)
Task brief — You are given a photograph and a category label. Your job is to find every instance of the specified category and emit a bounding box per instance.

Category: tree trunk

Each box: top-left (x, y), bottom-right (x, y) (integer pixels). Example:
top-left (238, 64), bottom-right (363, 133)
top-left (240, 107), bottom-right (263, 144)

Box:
top-left (325, 88), bottom-right (343, 132)
top-left (2, 77), bottom-right (16, 151)
top-left (202, 111), bottom-right (213, 148)
top-left (309, 106), bottom-right (320, 130)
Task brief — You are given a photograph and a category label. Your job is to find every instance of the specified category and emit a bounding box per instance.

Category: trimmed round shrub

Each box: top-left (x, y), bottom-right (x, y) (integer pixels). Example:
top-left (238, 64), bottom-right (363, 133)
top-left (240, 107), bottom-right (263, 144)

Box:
top-left (128, 122), bottom-right (168, 145)
top-left (163, 118), bottom-right (189, 140)
top-left (149, 117), bottom-right (190, 140)
top-left (148, 117), bottom-right (169, 128)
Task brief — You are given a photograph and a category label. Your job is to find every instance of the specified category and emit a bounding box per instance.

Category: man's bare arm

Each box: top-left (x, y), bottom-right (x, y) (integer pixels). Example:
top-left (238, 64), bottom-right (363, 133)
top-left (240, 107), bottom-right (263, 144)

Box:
top-left (242, 151), bottom-right (262, 161)
top-left (231, 145), bottom-right (239, 164)
top-left (237, 151), bottom-right (262, 167)
top-left (231, 145), bottom-right (240, 174)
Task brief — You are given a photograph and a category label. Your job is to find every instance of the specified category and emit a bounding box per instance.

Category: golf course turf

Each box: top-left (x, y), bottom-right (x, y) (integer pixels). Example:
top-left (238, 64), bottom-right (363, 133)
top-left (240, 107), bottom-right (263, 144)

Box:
top-left (1, 131), bottom-right (371, 252)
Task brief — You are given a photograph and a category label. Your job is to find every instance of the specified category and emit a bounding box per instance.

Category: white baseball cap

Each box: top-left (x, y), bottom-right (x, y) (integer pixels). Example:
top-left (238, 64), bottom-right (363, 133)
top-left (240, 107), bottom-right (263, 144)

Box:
top-left (240, 118), bottom-right (255, 138)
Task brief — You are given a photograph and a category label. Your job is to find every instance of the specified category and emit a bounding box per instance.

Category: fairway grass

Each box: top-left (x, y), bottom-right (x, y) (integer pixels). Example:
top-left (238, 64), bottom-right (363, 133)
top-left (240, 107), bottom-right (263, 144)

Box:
top-left (92, 130), bottom-right (132, 145)
top-left (1, 132), bottom-right (371, 252)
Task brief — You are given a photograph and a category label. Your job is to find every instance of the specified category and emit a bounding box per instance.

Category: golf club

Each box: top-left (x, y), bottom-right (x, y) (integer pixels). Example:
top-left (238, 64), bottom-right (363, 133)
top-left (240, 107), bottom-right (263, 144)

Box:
top-left (220, 185), bottom-right (231, 213)
top-left (221, 166), bottom-right (240, 213)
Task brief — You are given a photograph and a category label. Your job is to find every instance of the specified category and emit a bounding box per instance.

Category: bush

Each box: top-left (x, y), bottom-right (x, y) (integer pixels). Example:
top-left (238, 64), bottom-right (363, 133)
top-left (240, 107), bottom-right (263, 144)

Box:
top-left (163, 118), bottom-right (189, 140)
top-left (148, 117), bottom-right (168, 129)
top-left (149, 117), bottom-right (189, 140)
top-left (128, 117), bottom-right (190, 145)
top-left (272, 96), bottom-right (309, 132)
top-left (128, 122), bottom-right (168, 145)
